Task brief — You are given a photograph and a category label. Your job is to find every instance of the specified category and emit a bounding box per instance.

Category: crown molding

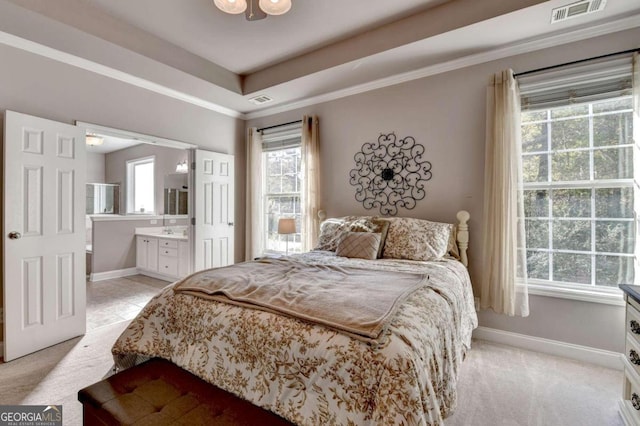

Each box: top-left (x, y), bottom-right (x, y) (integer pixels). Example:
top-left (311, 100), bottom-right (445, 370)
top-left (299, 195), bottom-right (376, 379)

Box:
top-left (1, 7), bottom-right (637, 122)
top-left (0, 30), bottom-right (244, 119)
top-left (245, 14), bottom-right (640, 120)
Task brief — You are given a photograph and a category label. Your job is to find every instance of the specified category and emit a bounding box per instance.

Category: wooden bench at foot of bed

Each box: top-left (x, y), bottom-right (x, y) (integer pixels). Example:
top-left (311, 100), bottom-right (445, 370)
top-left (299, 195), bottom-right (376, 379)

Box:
top-left (78, 358), bottom-right (294, 425)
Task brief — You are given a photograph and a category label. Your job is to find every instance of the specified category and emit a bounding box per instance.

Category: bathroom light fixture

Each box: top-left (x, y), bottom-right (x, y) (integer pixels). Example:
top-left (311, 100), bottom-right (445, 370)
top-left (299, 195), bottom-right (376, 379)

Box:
top-left (176, 160), bottom-right (188, 173)
top-left (214, 0), bottom-right (291, 21)
top-left (86, 134), bottom-right (104, 146)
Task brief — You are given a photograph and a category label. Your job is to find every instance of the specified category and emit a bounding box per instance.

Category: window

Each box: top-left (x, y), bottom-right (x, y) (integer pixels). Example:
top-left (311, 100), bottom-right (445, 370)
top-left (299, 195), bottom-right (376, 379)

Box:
top-left (260, 124), bottom-right (302, 254)
top-left (126, 156), bottom-right (155, 214)
top-left (520, 58), bottom-right (634, 294)
top-left (263, 147), bottom-right (302, 254)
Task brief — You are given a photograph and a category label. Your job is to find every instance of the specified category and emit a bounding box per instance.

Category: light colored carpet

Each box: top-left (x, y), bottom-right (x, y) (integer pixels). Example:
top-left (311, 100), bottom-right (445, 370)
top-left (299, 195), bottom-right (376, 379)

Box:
top-left (446, 340), bottom-right (623, 426)
top-left (0, 320), bottom-right (129, 426)
top-left (0, 328), bottom-right (624, 426)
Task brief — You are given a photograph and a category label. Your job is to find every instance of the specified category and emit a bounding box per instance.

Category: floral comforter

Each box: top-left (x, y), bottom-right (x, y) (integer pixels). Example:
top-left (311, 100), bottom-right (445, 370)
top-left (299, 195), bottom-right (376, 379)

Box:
top-left (112, 251), bottom-right (478, 426)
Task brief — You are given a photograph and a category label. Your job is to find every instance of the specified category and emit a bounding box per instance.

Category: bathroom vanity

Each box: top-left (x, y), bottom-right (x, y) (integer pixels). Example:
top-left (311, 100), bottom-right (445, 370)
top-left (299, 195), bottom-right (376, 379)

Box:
top-left (136, 227), bottom-right (190, 281)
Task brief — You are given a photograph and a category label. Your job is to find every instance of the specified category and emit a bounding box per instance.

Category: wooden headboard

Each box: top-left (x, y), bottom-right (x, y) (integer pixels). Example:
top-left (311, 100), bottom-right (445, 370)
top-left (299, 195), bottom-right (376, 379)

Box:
top-left (456, 210), bottom-right (470, 268)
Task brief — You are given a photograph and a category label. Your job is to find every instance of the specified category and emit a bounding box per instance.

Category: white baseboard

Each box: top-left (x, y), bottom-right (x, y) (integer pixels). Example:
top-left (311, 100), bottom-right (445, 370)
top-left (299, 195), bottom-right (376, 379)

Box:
top-left (89, 267), bottom-right (138, 282)
top-left (473, 326), bottom-right (623, 371)
top-left (137, 270), bottom-right (175, 282)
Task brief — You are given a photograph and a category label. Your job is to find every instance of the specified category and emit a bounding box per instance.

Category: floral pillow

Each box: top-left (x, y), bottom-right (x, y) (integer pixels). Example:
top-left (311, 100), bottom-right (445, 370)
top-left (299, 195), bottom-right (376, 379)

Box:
top-left (315, 216), bottom-right (389, 252)
top-left (382, 217), bottom-right (454, 261)
top-left (315, 217), bottom-right (372, 252)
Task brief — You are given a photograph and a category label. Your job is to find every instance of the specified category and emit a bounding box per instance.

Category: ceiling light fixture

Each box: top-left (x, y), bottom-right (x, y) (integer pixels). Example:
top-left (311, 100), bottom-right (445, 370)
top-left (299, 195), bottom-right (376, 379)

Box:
top-left (258, 0), bottom-right (291, 15)
top-left (214, 0), bottom-right (291, 21)
top-left (86, 134), bottom-right (104, 146)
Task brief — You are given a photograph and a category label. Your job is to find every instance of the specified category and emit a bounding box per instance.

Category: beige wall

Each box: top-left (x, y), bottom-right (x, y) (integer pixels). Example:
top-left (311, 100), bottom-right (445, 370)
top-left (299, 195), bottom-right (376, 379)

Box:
top-left (91, 219), bottom-right (159, 273)
top-left (246, 27), bottom-right (640, 353)
top-left (86, 152), bottom-right (106, 183)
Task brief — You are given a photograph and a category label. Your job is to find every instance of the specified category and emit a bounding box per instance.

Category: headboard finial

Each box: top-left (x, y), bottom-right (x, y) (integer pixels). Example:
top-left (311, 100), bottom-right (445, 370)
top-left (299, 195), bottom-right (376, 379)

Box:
top-left (318, 210), bottom-right (327, 221)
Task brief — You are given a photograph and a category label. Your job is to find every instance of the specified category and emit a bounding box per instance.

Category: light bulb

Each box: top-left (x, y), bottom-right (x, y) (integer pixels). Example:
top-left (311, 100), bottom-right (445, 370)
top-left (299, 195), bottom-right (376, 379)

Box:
top-left (259, 0), bottom-right (291, 15)
top-left (214, 0), bottom-right (247, 14)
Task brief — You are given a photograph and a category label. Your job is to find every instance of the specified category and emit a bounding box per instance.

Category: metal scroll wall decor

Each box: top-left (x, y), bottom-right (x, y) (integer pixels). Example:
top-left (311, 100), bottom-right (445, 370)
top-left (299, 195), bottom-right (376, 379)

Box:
top-left (349, 132), bottom-right (432, 216)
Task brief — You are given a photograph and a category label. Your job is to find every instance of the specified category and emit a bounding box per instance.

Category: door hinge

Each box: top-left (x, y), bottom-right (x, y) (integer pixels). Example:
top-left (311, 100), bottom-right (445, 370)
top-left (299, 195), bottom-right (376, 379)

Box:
top-left (191, 217), bottom-right (195, 225)
top-left (191, 162), bottom-right (196, 170)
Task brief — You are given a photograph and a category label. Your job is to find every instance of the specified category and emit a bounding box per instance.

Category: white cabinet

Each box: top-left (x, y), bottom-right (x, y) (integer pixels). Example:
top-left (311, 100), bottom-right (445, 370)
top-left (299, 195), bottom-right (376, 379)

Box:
top-left (136, 236), bottom-right (158, 271)
top-left (136, 235), bottom-right (190, 280)
top-left (158, 239), bottom-right (179, 277)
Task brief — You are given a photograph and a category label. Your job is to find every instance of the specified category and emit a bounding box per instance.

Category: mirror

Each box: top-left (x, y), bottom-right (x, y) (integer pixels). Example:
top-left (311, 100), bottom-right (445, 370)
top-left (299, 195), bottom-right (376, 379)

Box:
top-left (86, 183), bottom-right (120, 214)
top-left (164, 173), bottom-right (188, 215)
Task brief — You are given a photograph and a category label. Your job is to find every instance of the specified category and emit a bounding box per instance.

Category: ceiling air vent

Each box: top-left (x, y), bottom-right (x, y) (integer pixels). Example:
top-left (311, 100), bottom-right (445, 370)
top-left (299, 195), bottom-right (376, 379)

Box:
top-left (551, 0), bottom-right (606, 23)
top-left (248, 95), bottom-right (274, 105)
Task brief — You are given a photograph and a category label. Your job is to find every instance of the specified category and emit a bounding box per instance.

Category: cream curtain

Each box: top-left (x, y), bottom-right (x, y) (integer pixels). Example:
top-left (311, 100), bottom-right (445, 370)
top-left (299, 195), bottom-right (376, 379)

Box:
top-left (301, 116), bottom-right (321, 251)
top-left (480, 70), bottom-right (529, 317)
top-left (633, 53), bottom-right (640, 284)
top-left (245, 127), bottom-right (264, 261)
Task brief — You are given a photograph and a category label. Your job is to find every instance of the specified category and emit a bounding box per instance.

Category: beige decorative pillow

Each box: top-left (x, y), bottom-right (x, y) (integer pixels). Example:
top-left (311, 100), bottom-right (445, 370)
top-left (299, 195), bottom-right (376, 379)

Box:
top-left (351, 218), bottom-right (390, 258)
top-left (382, 217), bottom-right (453, 261)
top-left (336, 232), bottom-right (381, 260)
top-left (315, 217), bottom-right (376, 252)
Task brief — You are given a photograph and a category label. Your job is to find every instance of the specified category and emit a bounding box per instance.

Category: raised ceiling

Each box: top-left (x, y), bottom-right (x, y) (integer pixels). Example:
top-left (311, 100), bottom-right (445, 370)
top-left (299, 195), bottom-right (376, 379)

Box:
top-left (1, 0), bottom-right (639, 118)
top-left (89, 0), bottom-right (448, 75)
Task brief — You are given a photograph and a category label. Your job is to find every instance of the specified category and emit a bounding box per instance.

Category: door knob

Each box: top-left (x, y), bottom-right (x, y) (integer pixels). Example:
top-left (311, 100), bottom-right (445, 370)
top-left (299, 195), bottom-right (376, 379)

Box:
top-left (8, 231), bottom-right (21, 240)
top-left (228, 222), bottom-right (234, 226)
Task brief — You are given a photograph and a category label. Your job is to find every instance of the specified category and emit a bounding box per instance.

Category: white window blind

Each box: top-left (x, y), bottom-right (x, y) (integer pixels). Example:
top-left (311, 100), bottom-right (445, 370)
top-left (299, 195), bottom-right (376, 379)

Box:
top-left (519, 57), bottom-right (632, 111)
top-left (261, 122), bottom-right (302, 151)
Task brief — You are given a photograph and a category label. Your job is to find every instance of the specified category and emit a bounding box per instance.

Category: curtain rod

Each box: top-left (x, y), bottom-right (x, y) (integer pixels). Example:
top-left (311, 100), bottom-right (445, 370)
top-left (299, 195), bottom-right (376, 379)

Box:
top-left (514, 48), bottom-right (639, 78)
top-left (257, 119), bottom-right (303, 133)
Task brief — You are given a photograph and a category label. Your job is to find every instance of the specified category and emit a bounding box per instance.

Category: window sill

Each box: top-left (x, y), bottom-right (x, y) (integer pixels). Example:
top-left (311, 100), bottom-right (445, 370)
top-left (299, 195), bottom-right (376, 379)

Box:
top-left (526, 282), bottom-right (625, 307)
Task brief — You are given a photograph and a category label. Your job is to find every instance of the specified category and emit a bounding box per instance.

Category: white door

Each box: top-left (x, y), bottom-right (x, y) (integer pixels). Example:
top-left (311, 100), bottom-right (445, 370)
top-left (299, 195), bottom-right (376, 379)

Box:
top-left (193, 149), bottom-right (234, 271)
top-left (3, 110), bottom-right (86, 361)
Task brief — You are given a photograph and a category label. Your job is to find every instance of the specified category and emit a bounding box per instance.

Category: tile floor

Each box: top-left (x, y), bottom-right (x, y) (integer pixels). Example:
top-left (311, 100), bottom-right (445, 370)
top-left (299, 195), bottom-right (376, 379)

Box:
top-left (86, 274), bottom-right (171, 330)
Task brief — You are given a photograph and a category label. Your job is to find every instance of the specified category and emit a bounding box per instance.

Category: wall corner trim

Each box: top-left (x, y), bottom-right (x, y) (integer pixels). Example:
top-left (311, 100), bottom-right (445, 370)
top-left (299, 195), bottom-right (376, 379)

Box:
top-left (473, 326), bottom-right (622, 371)
top-left (89, 267), bottom-right (138, 282)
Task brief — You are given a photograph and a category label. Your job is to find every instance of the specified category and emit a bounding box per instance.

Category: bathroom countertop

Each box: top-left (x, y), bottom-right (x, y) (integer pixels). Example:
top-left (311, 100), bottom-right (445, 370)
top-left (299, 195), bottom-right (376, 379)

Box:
top-left (136, 229), bottom-right (189, 241)
top-left (135, 231), bottom-right (188, 241)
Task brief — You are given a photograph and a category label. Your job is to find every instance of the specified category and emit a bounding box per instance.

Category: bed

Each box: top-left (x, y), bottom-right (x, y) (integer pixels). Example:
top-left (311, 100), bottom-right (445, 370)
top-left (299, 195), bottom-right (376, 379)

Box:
top-left (112, 211), bottom-right (478, 425)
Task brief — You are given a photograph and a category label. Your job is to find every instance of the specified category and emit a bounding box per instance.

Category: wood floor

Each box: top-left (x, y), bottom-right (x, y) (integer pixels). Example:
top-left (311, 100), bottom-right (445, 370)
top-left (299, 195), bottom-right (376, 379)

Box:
top-left (86, 274), bottom-right (170, 330)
